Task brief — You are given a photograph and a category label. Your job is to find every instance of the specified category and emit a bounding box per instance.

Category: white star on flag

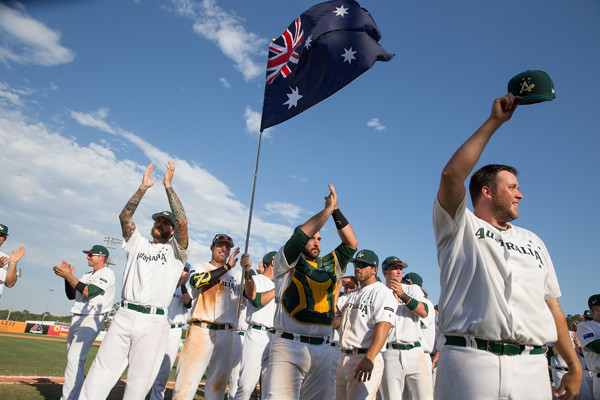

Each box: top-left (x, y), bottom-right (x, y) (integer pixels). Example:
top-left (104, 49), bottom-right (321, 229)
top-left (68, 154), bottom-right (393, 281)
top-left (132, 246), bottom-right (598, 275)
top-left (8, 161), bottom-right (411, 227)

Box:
top-left (333, 6), bottom-right (349, 17)
top-left (341, 47), bottom-right (357, 63)
top-left (304, 35), bottom-right (313, 49)
top-left (283, 87), bottom-right (303, 109)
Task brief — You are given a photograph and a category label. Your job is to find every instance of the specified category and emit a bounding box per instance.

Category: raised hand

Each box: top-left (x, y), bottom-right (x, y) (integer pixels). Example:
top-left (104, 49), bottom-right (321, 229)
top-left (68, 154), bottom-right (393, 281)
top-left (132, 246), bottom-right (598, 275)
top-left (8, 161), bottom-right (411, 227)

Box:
top-left (141, 162), bottom-right (157, 190)
top-left (9, 247), bottom-right (25, 263)
top-left (163, 161), bottom-right (175, 188)
top-left (228, 247), bottom-right (240, 268)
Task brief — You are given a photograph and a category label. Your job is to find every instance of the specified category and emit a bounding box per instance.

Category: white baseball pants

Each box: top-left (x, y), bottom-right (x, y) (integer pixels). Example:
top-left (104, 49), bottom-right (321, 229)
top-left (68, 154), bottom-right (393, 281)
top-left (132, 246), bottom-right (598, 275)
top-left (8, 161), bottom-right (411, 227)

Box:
top-left (150, 326), bottom-right (183, 400)
top-left (233, 327), bottom-right (274, 400)
top-left (336, 353), bottom-right (384, 400)
top-left (380, 346), bottom-right (433, 400)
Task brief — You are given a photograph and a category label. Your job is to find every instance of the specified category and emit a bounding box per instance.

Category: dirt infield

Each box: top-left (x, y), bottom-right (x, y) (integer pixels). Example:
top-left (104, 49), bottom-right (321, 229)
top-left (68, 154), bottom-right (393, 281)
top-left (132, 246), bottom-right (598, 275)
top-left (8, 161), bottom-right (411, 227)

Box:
top-left (0, 375), bottom-right (180, 387)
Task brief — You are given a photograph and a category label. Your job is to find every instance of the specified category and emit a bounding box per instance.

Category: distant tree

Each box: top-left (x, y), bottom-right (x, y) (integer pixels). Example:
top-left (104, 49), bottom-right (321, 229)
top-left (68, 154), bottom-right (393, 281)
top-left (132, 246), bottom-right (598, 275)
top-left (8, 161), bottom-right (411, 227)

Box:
top-left (566, 314), bottom-right (584, 330)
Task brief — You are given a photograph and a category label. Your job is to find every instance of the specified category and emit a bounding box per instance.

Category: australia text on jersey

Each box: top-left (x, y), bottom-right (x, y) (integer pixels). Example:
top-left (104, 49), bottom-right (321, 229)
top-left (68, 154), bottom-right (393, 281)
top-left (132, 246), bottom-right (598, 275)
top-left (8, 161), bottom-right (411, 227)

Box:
top-left (474, 227), bottom-right (545, 266)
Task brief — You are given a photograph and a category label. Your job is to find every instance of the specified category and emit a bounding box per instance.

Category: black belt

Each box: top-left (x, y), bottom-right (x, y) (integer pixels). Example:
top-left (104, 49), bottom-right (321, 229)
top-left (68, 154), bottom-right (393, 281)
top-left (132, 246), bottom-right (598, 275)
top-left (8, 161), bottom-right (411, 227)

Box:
top-left (280, 332), bottom-right (327, 345)
top-left (252, 324), bottom-right (276, 333)
top-left (387, 342), bottom-right (421, 350)
top-left (170, 323), bottom-right (184, 329)
top-left (445, 336), bottom-right (546, 356)
top-left (192, 321), bottom-right (232, 330)
top-left (121, 301), bottom-right (165, 315)
top-left (342, 348), bottom-right (368, 354)
top-left (553, 366), bottom-right (568, 372)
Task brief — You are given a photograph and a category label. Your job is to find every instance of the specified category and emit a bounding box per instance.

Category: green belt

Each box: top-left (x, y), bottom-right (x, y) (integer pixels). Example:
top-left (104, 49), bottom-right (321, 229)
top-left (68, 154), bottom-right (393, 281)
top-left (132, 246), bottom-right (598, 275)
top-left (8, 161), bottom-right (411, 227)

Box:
top-left (281, 332), bottom-right (327, 345)
top-left (252, 324), bottom-right (276, 333)
top-left (342, 348), bottom-right (368, 354)
top-left (239, 331), bottom-right (245, 336)
top-left (170, 323), bottom-right (184, 329)
top-left (121, 301), bottom-right (165, 315)
top-left (445, 336), bottom-right (546, 356)
top-left (192, 321), bottom-right (232, 330)
top-left (387, 342), bottom-right (421, 351)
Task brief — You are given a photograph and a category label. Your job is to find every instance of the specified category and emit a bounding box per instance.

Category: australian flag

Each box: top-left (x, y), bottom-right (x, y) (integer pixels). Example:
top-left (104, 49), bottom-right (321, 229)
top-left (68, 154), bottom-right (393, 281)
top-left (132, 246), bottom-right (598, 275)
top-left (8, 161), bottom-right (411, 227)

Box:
top-left (260, 0), bottom-right (394, 131)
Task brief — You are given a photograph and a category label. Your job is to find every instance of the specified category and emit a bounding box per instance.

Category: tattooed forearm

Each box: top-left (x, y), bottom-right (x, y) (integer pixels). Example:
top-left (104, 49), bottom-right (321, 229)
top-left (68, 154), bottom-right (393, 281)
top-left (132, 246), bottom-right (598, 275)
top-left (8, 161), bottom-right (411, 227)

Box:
top-left (166, 187), bottom-right (189, 249)
top-left (119, 188), bottom-right (146, 241)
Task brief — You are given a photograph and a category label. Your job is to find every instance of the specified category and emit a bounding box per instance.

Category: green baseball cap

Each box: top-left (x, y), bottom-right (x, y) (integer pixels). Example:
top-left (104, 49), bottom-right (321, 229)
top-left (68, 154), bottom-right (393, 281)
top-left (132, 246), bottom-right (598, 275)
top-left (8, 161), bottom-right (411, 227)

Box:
top-left (588, 294), bottom-right (600, 310)
top-left (263, 251), bottom-right (277, 264)
top-left (402, 272), bottom-right (423, 287)
top-left (508, 70), bottom-right (556, 105)
top-left (212, 233), bottom-right (234, 247)
top-left (583, 310), bottom-right (593, 320)
top-left (382, 256), bottom-right (408, 270)
top-left (0, 224), bottom-right (7, 234)
top-left (82, 245), bottom-right (109, 258)
top-left (152, 211), bottom-right (175, 226)
top-left (350, 249), bottom-right (379, 267)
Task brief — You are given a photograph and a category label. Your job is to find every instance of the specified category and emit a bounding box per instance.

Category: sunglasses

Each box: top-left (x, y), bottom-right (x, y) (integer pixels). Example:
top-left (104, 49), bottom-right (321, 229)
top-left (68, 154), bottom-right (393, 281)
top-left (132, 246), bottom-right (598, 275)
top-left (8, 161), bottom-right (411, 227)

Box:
top-left (213, 234), bottom-right (232, 243)
top-left (354, 261), bottom-right (373, 269)
top-left (0, 234), bottom-right (8, 239)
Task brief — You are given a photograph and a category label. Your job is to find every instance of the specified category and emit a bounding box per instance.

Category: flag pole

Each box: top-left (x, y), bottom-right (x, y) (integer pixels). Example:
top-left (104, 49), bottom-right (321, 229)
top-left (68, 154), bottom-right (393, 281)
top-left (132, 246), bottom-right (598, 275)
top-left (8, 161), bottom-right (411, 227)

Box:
top-left (238, 129), bottom-right (264, 317)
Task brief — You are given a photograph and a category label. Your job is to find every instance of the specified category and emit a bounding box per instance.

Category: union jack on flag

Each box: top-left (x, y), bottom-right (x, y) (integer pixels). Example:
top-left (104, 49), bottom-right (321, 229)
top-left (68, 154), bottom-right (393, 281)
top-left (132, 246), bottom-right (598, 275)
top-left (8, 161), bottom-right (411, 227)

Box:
top-left (266, 17), bottom-right (304, 85)
top-left (260, 0), bottom-right (393, 132)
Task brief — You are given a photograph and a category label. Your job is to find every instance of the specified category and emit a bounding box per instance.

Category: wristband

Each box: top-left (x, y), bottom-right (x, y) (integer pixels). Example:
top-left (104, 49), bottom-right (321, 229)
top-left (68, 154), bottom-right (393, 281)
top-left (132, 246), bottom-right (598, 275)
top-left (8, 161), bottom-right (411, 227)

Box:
top-left (224, 263), bottom-right (231, 271)
top-left (406, 298), bottom-right (419, 311)
top-left (180, 284), bottom-right (188, 295)
top-left (75, 281), bottom-right (86, 294)
top-left (332, 208), bottom-right (349, 230)
top-left (400, 293), bottom-right (411, 304)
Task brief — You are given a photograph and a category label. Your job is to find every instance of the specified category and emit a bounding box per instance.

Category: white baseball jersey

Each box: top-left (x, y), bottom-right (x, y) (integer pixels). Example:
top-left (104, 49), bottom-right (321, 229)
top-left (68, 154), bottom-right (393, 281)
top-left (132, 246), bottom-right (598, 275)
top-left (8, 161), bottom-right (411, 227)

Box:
top-left (387, 284), bottom-right (429, 344)
top-left (188, 262), bottom-right (242, 326)
top-left (337, 281), bottom-right (396, 350)
top-left (420, 297), bottom-right (436, 353)
top-left (70, 267), bottom-right (115, 315)
top-left (433, 194), bottom-right (561, 345)
top-left (0, 250), bottom-right (8, 298)
top-left (167, 284), bottom-right (192, 325)
top-left (246, 274), bottom-right (276, 328)
top-left (578, 320), bottom-right (600, 373)
top-left (121, 228), bottom-right (188, 309)
top-left (273, 246), bottom-right (346, 337)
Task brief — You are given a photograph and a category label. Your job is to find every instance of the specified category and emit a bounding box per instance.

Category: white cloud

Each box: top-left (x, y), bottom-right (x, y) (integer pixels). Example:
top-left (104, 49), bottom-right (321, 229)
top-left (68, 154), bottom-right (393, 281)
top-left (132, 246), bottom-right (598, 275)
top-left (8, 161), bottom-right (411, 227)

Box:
top-left (366, 117), bottom-right (386, 132)
top-left (264, 202), bottom-right (305, 222)
top-left (0, 3), bottom-right (75, 66)
top-left (219, 77), bottom-right (231, 88)
top-left (69, 108), bottom-right (116, 135)
top-left (243, 105), bottom-right (273, 139)
top-left (289, 174), bottom-right (308, 183)
top-left (169, 0), bottom-right (265, 81)
top-left (0, 82), bottom-right (32, 107)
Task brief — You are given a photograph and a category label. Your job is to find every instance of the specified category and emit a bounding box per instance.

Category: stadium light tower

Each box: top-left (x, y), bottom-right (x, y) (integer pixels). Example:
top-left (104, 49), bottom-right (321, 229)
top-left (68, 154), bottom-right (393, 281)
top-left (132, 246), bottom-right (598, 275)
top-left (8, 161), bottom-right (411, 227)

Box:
top-left (104, 236), bottom-right (123, 266)
top-left (6, 268), bottom-right (22, 321)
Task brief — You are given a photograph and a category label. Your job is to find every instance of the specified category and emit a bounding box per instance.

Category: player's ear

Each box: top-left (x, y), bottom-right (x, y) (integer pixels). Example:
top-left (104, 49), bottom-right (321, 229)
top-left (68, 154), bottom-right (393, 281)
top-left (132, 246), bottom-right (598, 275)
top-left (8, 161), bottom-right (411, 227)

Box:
top-left (481, 185), bottom-right (493, 200)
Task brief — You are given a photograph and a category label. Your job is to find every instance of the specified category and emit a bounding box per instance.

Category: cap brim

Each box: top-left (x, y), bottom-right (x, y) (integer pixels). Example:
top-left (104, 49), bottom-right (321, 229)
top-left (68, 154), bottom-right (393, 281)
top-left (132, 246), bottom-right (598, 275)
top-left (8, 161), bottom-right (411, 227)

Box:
top-left (516, 95), bottom-right (555, 105)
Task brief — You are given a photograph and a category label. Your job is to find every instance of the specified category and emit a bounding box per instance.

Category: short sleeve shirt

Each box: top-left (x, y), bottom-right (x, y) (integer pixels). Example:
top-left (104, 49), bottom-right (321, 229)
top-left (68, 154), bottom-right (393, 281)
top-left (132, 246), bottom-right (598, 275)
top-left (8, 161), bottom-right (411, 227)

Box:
top-left (577, 320), bottom-right (600, 373)
top-left (70, 267), bottom-right (116, 315)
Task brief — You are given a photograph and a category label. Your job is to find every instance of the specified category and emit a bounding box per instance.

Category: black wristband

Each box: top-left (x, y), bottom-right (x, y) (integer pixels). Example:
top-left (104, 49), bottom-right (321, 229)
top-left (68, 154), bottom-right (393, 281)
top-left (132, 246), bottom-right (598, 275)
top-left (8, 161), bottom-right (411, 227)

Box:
top-left (75, 281), bottom-right (86, 294)
top-left (400, 293), bottom-right (411, 304)
top-left (224, 263), bottom-right (231, 271)
top-left (332, 208), bottom-right (349, 230)
top-left (180, 284), bottom-right (188, 294)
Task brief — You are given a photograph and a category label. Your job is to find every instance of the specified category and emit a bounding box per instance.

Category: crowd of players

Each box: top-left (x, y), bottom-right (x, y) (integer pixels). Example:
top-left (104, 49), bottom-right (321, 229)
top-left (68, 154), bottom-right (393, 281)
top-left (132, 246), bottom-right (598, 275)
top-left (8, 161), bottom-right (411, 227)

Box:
top-left (1, 93), bottom-right (599, 400)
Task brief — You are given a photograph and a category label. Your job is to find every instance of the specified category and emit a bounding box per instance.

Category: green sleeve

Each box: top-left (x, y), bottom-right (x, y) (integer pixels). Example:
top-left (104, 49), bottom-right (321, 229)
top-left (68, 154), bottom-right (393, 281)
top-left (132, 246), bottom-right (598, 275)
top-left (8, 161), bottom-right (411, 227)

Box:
top-left (87, 284), bottom-right (104, 299)
top-left (283, 228), bottom-right (310, 265)
top-left (333, 243), bottom-right (357, 274)
top-left (585, 339), bottom-right (600, 354)
top-left (243, 290), bottom-right (263, 308)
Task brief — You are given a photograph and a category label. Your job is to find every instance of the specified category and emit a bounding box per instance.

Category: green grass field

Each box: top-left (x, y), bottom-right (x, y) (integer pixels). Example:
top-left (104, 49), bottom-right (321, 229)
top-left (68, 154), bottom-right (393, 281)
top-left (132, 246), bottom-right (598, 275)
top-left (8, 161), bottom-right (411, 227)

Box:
top-left (0, 332), bottom-right (207, 399)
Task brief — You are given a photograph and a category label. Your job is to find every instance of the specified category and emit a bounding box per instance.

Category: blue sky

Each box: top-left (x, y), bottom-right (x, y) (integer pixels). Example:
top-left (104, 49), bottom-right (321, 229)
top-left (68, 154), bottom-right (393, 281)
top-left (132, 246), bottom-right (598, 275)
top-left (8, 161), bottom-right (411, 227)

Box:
top-left (1, 0), bottom-right (599, 318)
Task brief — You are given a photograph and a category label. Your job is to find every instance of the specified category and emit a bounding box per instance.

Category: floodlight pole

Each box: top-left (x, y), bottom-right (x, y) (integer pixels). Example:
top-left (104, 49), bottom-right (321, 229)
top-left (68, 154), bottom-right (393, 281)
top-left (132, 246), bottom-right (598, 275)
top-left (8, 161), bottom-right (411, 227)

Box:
top-left (104, 236), bottom-right (123, 266)
top-left (6, 268), bottom-right (22, 321)
top-left (41, 288), bottom-right (54, 323)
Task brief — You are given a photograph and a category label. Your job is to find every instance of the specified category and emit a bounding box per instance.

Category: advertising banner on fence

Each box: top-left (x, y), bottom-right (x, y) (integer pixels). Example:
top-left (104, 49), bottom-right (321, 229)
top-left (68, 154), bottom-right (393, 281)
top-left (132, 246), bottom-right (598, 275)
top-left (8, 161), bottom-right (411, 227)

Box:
top-left (25, 323), bottom-right (49, 335)
top-left (47, 325), bottom-right (70, 338)
top-left (0, 320), bottom-right (27, 333)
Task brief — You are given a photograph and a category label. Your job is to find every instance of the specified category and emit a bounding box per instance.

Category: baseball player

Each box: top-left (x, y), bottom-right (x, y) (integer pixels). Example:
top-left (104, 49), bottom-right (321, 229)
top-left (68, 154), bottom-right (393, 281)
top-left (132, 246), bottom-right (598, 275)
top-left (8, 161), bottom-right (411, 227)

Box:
top-left (80, 161), bottom-right (189, 400)
top-left (265, 184), bottom-right (357, 400)
top-left (232, 251), bottom-right (277, 400)
top-left (0, 224), bottom-right (25, 297)
top-left (401, 272), bottom-right (436, 386)
top-left (228, 299), bottom-right (248, 400)
top-left (336, 250), bottom-right (396, 400)
top-left (433, 93), bottom-right (581, 400)
top-left (172, 234), bottom-right (242, 400)
top-left (379, 257), bottom-right (433, 400)
top-left (53, 245), bottom-right (116, 400)
top-left (150, 264), bottom-right (193, 400)
top-left (578, 294), bottom-right (600, 399)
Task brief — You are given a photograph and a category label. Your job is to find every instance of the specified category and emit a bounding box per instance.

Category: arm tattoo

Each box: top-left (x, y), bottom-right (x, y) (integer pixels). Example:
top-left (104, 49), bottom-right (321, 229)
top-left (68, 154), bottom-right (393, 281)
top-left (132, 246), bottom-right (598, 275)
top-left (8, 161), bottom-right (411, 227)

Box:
top-left (166, 187), bottom-right (189, 249)
top-left (119, 188), bottom-right (145, 241)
